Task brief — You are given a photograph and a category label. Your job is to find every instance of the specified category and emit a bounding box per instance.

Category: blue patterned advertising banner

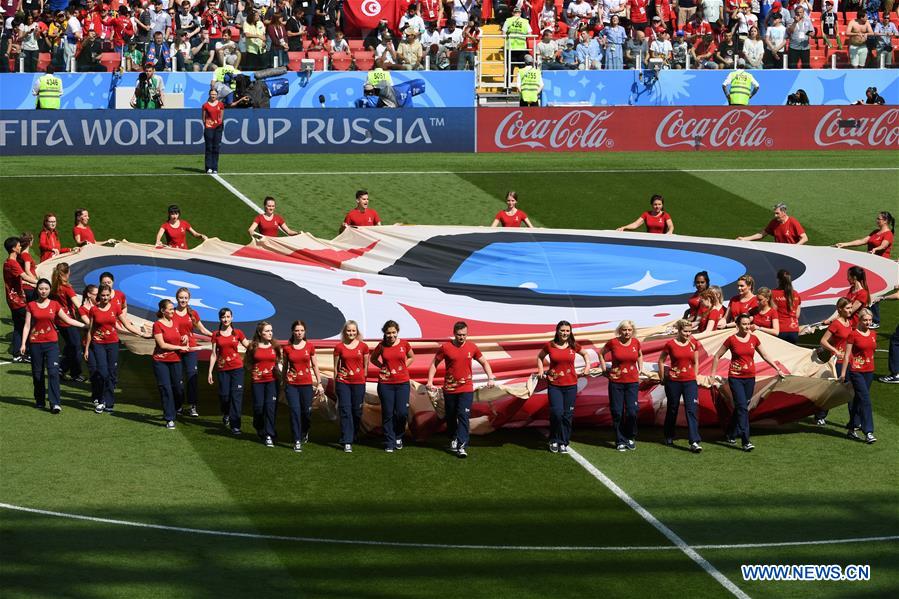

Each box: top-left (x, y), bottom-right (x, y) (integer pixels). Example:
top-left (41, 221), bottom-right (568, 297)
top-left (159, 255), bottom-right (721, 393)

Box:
top-left (542, 69), bottom-right (899, 107)
top-left (0, 71), bottom-right (475, 110)
top-left (0, 108), bottom-right (475, 155)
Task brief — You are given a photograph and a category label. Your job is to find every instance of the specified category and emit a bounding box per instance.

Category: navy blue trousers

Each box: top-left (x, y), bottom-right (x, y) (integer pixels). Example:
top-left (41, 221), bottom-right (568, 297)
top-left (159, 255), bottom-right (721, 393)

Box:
top-left (336, 381), bottom-right (365, 444)
top-left (58, 326), bottom-right (83, 378)
top-left (92, 343), bottom-right (119, 408)
top-left (86, 346), bottom-right (102, 402)
top-left (548, 384), bottom-right (577, 446)
top-left (217, 368), bottom-right (244, 429)
top-left (153, 360), bottom-right (183, 422)
top-left (252, 380), bottom-right (279, 438)
top-left (778, 332), bottom-right (799, 344)
top-left (180, 350), bottom-right (198, 409)
top-left (888, 324), bottom-right (899, 375)
top-left (444, 391), bottom-right (474, 449)
top-left (378, 382), bottom-right (410, 448)
top-left (30, 341), bottom-right (60, 408)
top-left (727, 377), bottom-right (755, 445)
top-left (10, 307), bottom-right (26, 359)
top-left (285, 384), bottom-right (314, 443)
top-left (608, 381), bottom-right (639, 445)
top-left (663, 380), bottom-right (700, 443)
top-left (848, 371), bottom-right (875, 434)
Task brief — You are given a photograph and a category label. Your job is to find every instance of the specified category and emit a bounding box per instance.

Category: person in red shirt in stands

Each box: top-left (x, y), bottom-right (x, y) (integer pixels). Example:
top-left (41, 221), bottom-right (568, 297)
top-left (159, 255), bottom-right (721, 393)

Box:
top-left (684, 9), bottom-right (712, 41)
top-left (655, 0), bottom-right (676, 32)
top-left (536, 320), bottom-right (591, 454)
top-left (39, 213), bottom-right (76, 262)
top-left (628, 0), bottom-right (651, 30)
top-left (491, 191), bottom-right (534, 228)
top-left (617, 194), bottom-right (674, 234)
top-left (340, 190), bottom-right (381, 232)
top-left (427, 320), bottom-right (497, 458)
top-left (248, 197), bottom-right (299, 239)
top-left (202, 0), bottom-right (227, 45)
top-left (155, 204), bottom-right (208, 249)
top-left (5, 237), bottom-right (39, 362)
top-left (737, 202), bottom-right (808, 245)
top-left (202, 88), bottom-right (224, 174)
top-left (840, 308), bottom-right (877, 444)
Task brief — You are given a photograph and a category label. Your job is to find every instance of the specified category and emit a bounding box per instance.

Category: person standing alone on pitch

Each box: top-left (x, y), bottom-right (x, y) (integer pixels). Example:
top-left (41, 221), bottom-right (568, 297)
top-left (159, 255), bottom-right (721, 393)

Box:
top-left (203, 89), bottom-right (224, 174)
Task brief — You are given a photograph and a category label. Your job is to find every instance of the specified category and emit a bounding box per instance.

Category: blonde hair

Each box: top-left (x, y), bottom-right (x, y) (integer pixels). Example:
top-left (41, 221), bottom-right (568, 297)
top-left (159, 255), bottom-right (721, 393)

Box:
top-left (616, 320), bottom-right (636, 335)
top-left (341, 320), bottom-right (359, 344)
top-left (857, 308), bottom-right (873, 321)
top-left (738, 275), bottom-right (755, 291)
top-left (675, 319), bottom-right (691, 332)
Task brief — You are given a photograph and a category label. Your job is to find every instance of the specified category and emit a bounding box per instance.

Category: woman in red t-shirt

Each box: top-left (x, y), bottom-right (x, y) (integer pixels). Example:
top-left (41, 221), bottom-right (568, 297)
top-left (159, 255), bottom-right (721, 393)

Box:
top-left (370, 320), bottom-right (415, 452)
top-left (658, 319), bottom-right (702, 452)
top-left (38, 213), bottom-right (75, 262)
top-left (20, 278), bottom-right (85, 412)
top-left (282, 320), bottom-right (323, 452)
top-left (208, 307), bottom-right (250, 434)
top-left (813, 298), bottom-right (853, 425)
top-left (600, 320), bottom-right (644, 452)
top-left (333, 320), bottom-right (370, 453)
top-left (536, 320), bottom-right (590, 454)
top-left (73, 208), bottom-right (103, 247)
top-left (154, 204), bottom-right (208, 249)
top-left (697, 287), bottom-right (726, 333)
top-left (840, 308), bottom-right (877, 444)
top-left (77, 285), bottom-right (102, 404)
top-left (725, 275), bottom-right (758, 324)
top-left (50, 262), bottom-right (85, 382)
top-left (616, 194), bottom-right (674, 235)
top-left (85, 285), bottom-right (152, 413)
top-left (246, 321), bottom-right (282, 447)
top-left (711, 314), bottom-right (783, 451)
top-left (834, 211), bottom-right (894, 259)
top-left (248, 196), bottom-right (299, 239)
top-left (203, 89), bottom-right (225, 174)
top-left (174, 287), bottom-right (213, 417)
top-left (490, 191), bottom-right (534, 228)
top-left (771, 269), bottom-right (801, 344)
top-left (684, 271), bottom-right (710, 320)
top-left (152, 299), bottom-right (191, 429)
top-left (749, 288), bottom-right (779, 337)
top-left (18, 232), bottom-right (38, 302)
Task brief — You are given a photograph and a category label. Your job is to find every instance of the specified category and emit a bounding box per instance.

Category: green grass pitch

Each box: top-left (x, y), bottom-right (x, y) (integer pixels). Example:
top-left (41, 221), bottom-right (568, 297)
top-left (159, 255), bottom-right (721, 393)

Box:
top-left (1, 151), bottom-right (897, 598)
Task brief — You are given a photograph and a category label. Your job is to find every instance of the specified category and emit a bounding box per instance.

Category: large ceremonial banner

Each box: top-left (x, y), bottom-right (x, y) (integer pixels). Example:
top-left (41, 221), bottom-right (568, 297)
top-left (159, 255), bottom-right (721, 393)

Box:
top-left (38, 227), bottom-right (896, 438)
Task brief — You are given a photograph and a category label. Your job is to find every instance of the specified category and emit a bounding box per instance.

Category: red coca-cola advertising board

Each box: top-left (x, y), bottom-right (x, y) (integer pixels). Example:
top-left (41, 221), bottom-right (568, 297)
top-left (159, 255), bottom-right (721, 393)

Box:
top-left (476, 106), bottom-right (899, 152)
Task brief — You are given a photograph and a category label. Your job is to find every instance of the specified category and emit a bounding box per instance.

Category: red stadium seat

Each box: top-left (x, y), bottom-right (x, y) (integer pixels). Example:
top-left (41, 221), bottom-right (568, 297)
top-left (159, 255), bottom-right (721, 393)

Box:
top-left (287, 51), bottom-right (305, 71)
top-left (99, 52), bottom-right (121, 72)
top-left (306, 50), bottom-right (327, 70)
top-left (331, 52), bottom-right (353, 71)
top-left (348, 39), bottom-right (366, 52)
top-left (37, 52), bottom-right (51, 72)
top-left (353, 52), bottom-right (375, 71)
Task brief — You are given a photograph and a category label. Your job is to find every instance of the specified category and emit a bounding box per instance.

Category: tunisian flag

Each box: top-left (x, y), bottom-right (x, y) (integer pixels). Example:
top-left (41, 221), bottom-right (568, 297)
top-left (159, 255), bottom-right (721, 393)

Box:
top-left (343, 0), bottom-right (398, 35)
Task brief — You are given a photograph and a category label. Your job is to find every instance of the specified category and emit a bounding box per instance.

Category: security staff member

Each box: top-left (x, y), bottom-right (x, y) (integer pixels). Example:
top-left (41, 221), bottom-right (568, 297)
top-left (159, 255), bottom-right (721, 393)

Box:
top-left (517, 54), bottom-right (543, 107)
top-left (503, 6), bottom-right (532, 69)
top-left (722, 69), bottom-right (759, 106)
top-left (366, 67), bottom-right (393, 88)
top-left (33, 65), bottom-right (63, 110)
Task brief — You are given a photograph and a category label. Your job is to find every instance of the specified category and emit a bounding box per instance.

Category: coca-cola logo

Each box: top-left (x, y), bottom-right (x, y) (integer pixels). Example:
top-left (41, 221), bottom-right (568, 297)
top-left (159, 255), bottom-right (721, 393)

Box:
top-left (814, 108), bottom-right (899, 147)
top-left (655, 109), bottom-right (773, 149)
top-left (492, 109), bottom-right (615, 150)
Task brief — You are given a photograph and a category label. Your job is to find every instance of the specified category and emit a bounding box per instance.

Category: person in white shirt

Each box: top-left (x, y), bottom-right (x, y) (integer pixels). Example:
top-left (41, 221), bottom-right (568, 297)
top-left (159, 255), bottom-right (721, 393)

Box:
top-left (650, 30), bottom-right (673, 66)
top-left (63, 7), bottom-right (83, 72)
top-left (421, 20), bottom-right (441, 64)
top-left (702, 0), bottom-right (723, 24)
top-left (452, 0), bottom-right (476, 27)
top-left (399, 4), bottom-right (426, 36)
top-left (741, 25), bottom-right (764, 67)
top-left (376, 31), bottom-right (398, 68)
top-left (602, 0), bottom-right (626, 24)
top-left (764, 13), bottom-right (787, 67)
top-left (568, 0), bottom-right (595, 28)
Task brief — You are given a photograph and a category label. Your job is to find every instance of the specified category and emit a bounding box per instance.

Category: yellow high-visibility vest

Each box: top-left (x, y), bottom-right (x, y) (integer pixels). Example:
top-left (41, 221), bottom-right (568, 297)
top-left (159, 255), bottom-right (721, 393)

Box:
top-left (37, 74), bottom-right (62, 109)
top-left (505, 17), bottom-right (529, 51)
top-left (728, 71), bottom-right (756, 105)
top-left (518, 65), bottom-right (542, 103)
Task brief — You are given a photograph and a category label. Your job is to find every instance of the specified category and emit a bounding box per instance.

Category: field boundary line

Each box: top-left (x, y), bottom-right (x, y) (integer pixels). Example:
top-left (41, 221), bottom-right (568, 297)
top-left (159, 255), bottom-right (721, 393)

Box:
top-left (565, 447), bottom-right (750, 599)
top-left (210, 174), bottom-right (263, 214)
top-left (1, 167), bottom-right (898, 179)
top-left (1, 501), bottom-right (896, 554)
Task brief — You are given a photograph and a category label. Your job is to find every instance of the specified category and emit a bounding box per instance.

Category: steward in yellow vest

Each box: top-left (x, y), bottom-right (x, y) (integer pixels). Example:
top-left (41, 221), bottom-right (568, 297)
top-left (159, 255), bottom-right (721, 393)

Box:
top-left (722, 69), bottom-right (759, 106)
top-left (34, 65), bottom-right (63, 110)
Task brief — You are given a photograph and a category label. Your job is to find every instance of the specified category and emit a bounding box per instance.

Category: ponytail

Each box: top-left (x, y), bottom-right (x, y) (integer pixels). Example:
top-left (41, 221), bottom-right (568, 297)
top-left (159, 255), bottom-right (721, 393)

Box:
top-left (847, 266), bottom-right (869, 305)
top-left (880, 211), bottom-right (895, 233)
top-left (777, 269), bottom-right (794, 313)
top-left (156, 299), bottom-right (174, 319)
top-left (51, 262), bottom-right (70, 297)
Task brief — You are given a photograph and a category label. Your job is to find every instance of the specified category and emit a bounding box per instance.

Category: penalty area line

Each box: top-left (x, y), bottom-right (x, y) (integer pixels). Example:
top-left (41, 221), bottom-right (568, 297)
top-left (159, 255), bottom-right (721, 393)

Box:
top-left (565, 446), bottom-right (750, 599)
top-left (210, 173), bottom-right (262, 214)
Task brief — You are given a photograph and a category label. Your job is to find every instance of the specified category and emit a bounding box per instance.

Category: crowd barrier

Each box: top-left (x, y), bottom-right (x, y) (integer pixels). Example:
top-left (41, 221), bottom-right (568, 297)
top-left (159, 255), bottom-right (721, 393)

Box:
top-left (1, 105), bottom-right (895, 155)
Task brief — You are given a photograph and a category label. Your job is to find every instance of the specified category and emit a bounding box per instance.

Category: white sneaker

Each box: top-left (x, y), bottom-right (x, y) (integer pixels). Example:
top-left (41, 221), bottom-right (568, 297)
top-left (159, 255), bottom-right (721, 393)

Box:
top-left (616, 443), bottom-right (627, 452)
top-left (385, 447), bottom-right (394, 453)
top-left (166, 421), bottom-right (175, 429)
top-left (188, 406), bottom-right (199, 417)
top-left (51, 405), bottom-right (62, 414)
top-left (690, 442), bottom-right (703, 453)
top-left (559, 445), bottom-right (570, 454)
top-left (457, 447), bottom-right (467, 458)
top-left (549, 442), bottom-right (559, 453)
top-left (231, 427), bottom-right (241, 436)
top-left (866, 433), bottom-right (877, 444)
top-left (450, 439), bottom-right (458, 451)
top-left (294, 441), bottom-right (302, 452)
top-left (206, 169), bottom-right (213, 174)
top-left (395, 439), bottom-right (404, 450)
top-left (264, 436), bottom-right (274, 447)
top-left (94, 403), bottom-right (106, 414)
top-left (344, 443), bottom-right (353, 453)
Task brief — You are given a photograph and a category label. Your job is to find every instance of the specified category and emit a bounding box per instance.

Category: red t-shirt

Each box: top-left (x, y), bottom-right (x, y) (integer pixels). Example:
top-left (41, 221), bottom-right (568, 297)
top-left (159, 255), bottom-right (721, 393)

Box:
top-left (663, 338), bottom-right (698, 382)
top-left (108, 290), bottom-right (127, 313)
top-left (39, 230), bottom-right (71, 262)
top-left (172, 308), bottom-right (202, 348)
top-left (770, 289), bottom-right (801, 333)
top-left (868, 229), bottom-right (893, 258)
top-left (73, 224), bottom-right (96, 245)
top-left (752, 308), bottom-right (776, 331)
top-left (27, 300), bottom-right (63, 343)
top-left (601, 337), bottom-right (642, 383)
top-left (700, 306), bottom-right (725, 331)
top-left (495, 209), bottom-right (529, 228)
top-left (764, 217), bottom-right (805, 244)
top-left (334, 341), bottom-right (370, 384)
top-left (826, 319), bottom-right (852, 361)
top-left (152, 320), bottom-right (183, 362)
top-left (641, 210), bottom-right (671, 234)
top-left (18, 252), bottom-right (36, 291)
top-left (284, 341), bottom-right (316, 385)
top-left (202, 101), bottom-right (224, 129)
top-left (727, 295), bottom-right (758, 321)
top-left (628, 0), bottom-right (650, 24)
top-left (52, 283), bottom-right (78, 328)
top-left (845, 287), bottom-right (870, 327)
top-left (202, 9), bottom-right (226, 38)
top-left (686, 21), bottom-right (713, 38)
top-left (544, 342), bottom-right (581, 387)
top-left (89, 304), bottom-right (122, 344)
top-left (211, 328), bottom-right (246, 371)
top-left (435, 340), bottom-right (483, 393)
top-left (687, 293), bottom-right (702, 319)
top-left (4, 258), bottom-right (26, 310)
top-left (161, 220), bottom-right (192, 249)
top-left (847, 329), bottom-right (876, 373)
top-left (373, 340), bottom-right (412, 384)
top-left (253, 214), bottom-right (285, 237)
top-left (723, 333), bottom-right (761, 378)
top-left (343, 209), bottom-right (381, 227)
top-left (250, 345), bottom-right (278, 382)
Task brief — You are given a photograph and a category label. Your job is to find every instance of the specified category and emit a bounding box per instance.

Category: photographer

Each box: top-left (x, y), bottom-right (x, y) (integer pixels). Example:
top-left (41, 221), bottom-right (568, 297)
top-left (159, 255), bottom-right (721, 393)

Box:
top-left (457, 19), bottom-right (479, 70)
top-left (786, 89), bottom-right (810, 105)
top-left (131, 61), bottom-right (166, 109)
top-left (76, 29), bottom-right (106, 72)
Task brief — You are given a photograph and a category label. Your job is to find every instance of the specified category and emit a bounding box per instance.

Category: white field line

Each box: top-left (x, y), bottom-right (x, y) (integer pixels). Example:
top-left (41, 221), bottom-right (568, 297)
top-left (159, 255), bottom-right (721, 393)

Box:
top-left (1, 167), bottom-right (898, 179)
top-left (210, 173), bottom-right (262, 214)
top-left (565, 446), bottom-right (750, 599)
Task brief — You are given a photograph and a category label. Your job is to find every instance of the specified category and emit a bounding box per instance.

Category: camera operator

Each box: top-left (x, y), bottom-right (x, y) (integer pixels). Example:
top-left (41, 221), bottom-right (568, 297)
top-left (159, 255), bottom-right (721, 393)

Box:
top-left (786, 89), bottom-right (810, 105)
top-left (131, 61), bottom-right (166, 109)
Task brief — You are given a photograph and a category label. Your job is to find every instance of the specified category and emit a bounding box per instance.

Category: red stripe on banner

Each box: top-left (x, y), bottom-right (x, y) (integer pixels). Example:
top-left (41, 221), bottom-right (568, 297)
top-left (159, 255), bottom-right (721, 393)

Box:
top-left (476, 106), bottom-right (899, 152)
